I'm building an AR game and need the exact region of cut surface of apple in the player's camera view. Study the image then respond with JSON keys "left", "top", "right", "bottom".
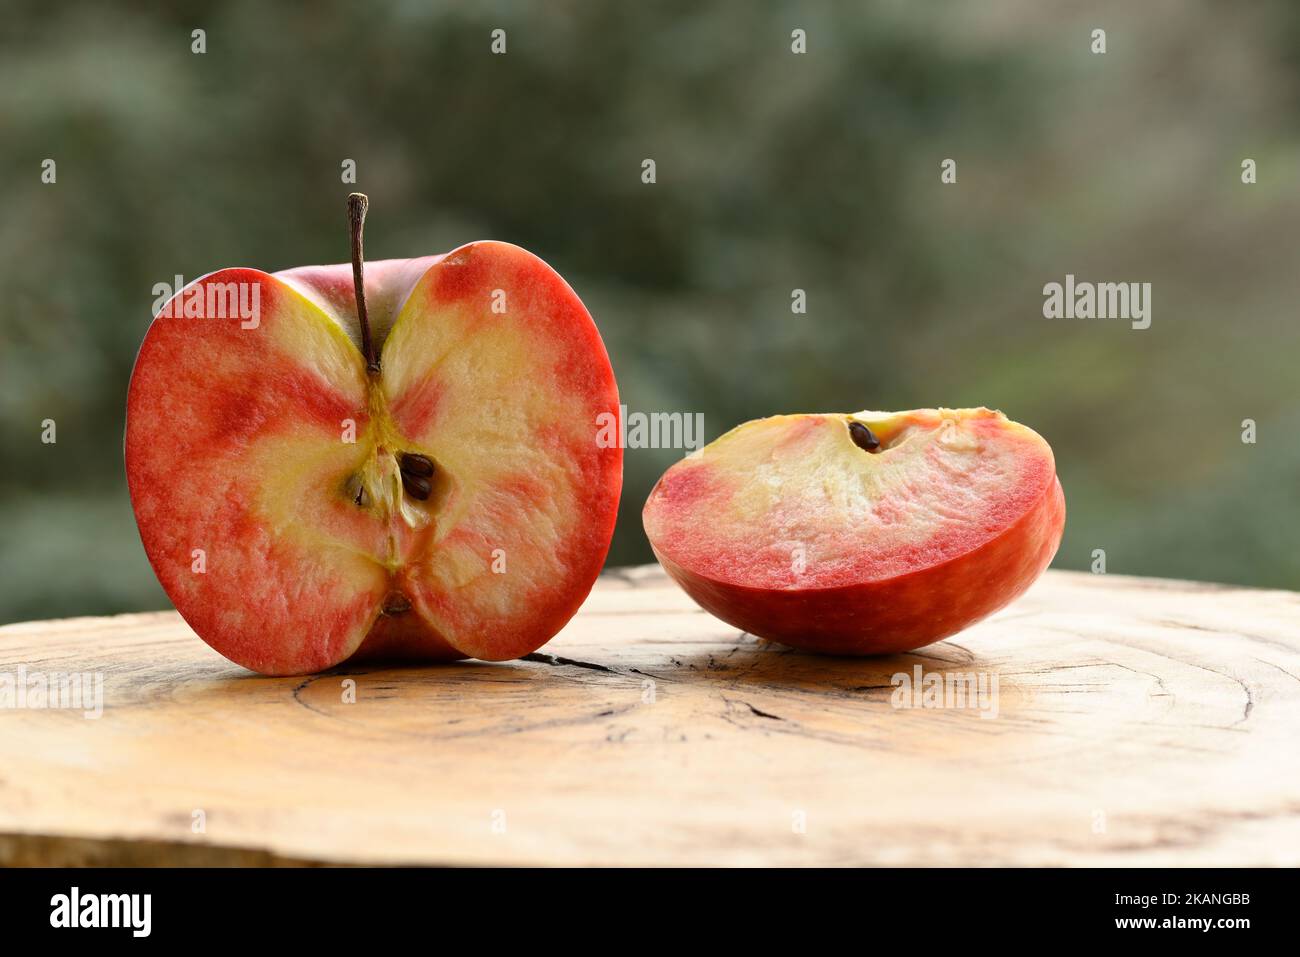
{"left": 127, "top": 217, "right": 621, "bottom": 675}
{"left": 642, "top": 408, "right": 1065, "bottom": 655}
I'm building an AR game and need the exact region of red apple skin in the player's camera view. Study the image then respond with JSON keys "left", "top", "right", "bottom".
{"left": 652, "top": 477, "right": 1064, "bottom": 655}
{"left": 126, "top": 242, "right": 621, "bottom": 675}
{"left": 643, "top": 409, "right": 1065, "bottom": 655}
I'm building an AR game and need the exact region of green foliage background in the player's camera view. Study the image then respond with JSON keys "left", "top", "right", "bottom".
{"left": 2, "top": 1, "right": 1298, "bottom": 623}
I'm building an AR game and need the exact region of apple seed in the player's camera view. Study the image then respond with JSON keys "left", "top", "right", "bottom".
{"left": 399, "top": 452, "right": 435, "bottom": 478}
{"left": 402, "top": 473, "right": 432, "bottom": 501}
{"left": 848, "top": 421, "right": 881, "bottom": 453}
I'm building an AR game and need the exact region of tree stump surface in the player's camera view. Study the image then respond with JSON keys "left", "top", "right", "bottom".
{"left": 1, "top": 565, "right": 1297, "bottom": 866}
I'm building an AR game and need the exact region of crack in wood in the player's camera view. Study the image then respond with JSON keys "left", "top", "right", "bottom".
{"left": 522, "top": 652, "right": 620, "bottom": 675}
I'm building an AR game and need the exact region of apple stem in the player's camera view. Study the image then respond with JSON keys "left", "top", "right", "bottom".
{"left": 348, "top": 192, "right": 380, "bottom": 375}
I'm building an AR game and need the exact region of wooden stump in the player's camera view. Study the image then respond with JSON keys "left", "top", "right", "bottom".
{"left": 1, "top": 565, "right": 1298, "bottom": 866}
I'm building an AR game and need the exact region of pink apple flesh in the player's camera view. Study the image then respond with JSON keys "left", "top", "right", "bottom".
{"left": 642, "top": 408, "right": 1065, "bottom": 655}
{"left": 126, "top": 242, "right": 621, "bottom": 675}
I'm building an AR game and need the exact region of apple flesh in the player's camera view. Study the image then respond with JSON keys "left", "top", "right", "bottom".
{"left": 127, "top": 226, "right": 621, "bottom": 675}
{"left": 642, "top": 408, "right": 1065, "bottom": 655}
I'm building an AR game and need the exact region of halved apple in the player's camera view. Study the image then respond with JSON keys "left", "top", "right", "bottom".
{"left": 126, "top": 196, "right": 621, "bottom": 675}
{"left": 642, "top": 408, "right": 1065, "bottom": 655}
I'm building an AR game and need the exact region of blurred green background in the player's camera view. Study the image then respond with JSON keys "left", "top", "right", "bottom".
{"left": 2, "top": 0, "right": 1298, "bottom": 624}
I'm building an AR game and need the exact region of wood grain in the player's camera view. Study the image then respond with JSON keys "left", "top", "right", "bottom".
{"left": 1, "top": 565, "right": 1298, "bottom": 866}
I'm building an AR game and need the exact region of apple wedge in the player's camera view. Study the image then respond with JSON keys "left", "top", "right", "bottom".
{"left": 642, "top": 408, "right": 1065, "bottom": 655}
{"left": 126, "top": 195, "right": 621, "bottom": 675}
